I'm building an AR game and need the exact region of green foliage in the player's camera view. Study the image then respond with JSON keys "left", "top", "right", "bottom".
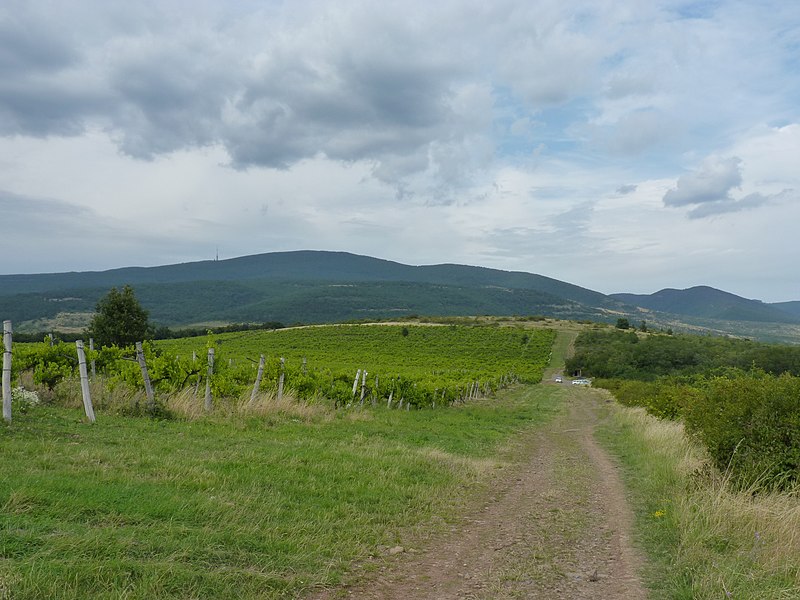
{"left": 616, "top": 318, "right": 630, "bottom": 329}
{"left": 566, "top": 329, "right": 800, "bottom": 380}
{"left": 158, "top": 324, "right": 555, "bottom": 407}
{"left": 14, "top": 341, "right": 77, "bottom": 389}
{"left": 571, "top": 329, "right": 800, "bottom": 490}
{"left": 596, "top": 377, "right": 698, "bottom": 420}
{"left": 683, "top": 372, "right": 800, "bottom": 489}
{"left": 13, "top": 324, "right": 554, "bottom": 414}
{"left": 86, "top": 285, "right": 151, "bottom": 347}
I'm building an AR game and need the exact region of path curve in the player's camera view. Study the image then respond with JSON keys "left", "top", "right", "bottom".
{"left": 313, "top": 385, "right": 647, "bottom": 599}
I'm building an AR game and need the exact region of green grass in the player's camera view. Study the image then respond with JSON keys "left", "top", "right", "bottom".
{"left": 596, "top": 402, "right": 800, "bottom": 599}
{"left": 1, "top": 385, "right": 560, "bottom": 599}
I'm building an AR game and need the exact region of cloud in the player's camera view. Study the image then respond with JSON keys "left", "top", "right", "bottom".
{"left": 0, "top": 188, "right": 195, "bottom": 273}
{"left": 662, "top": 155, "right": 795, "bottom": 219}
{"left": 616, "top": 184, "right": 638, "bottom": 195}
{"left": 0, "top": 189, "right": 94, "bottom": 234}
{"left": 663, "top": 156, "right": 743, "bottom": 207}
{"left": 686, "top": 189, "right": 793, "bottom": 219}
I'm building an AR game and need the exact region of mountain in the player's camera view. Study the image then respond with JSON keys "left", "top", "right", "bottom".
{"left": 0, "top": 250, "right": 615, "bottom": 307}
{"left": 0, "top": 251, "right": 628, "bottom": 330}
{"left": 2, "top": 252, "right": 798, "bottom": 344}
{"left": 611, "top": 286, "right": 800, "bottom": 324}
{"left": 772, "top": 301, "right": 800, "bottom": 320}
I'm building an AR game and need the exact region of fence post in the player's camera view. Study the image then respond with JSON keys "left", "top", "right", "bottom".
{"left": 352, "top": 369, "right": 361, "bottom": 400}
{"left": 204, "top": 348, "right": 214, "bottom": 411}
{"left": 251, "top": 354, "right": 265, "bottom": 402}
{"left": 136, "top": 342, "right": 155, "bottom": 412}
{"left": 277, "top": 357, "right": 285, "bottom": 402}
{"left": 359, "top": 370, "right": 367, "bottom": 407}
{"left": 3, "top": 321, "right": 12, "bottom": 423}
{"left": 75, "top": 340, "right": 96, "bottom": 423}
{"left": 89, "top": 338, "right": 96, "bottom": 378}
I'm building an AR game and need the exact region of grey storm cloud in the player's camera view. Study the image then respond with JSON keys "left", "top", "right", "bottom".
{"left": 0, "top": 1, "right": 485, "bottom": 179}
{"left": 686, "top": 189, "right": 793, "bottom": 219}
{"left": 0, "top": 190, "right": 94, "bottom": 233}
{"left": 0, "top": 0, "right": 620, "bottom": 189}
{"left": 663, "top": 157, "right": 743, "bottom": 207}
{"left": 664, "top": 157, "right": 793, "bottom": 219}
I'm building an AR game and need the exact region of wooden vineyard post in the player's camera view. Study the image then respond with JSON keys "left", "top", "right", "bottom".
{"left": 48, "top": 333, "right": 54, "bottom": 347}
{"left": 251, "top": 354, "right": 265, "bottom": 402}
{"left": 2, "top": 321, "right": 12, "bottom": 423}
{"left": 372, "top": 375, "right": 378, "bottom": 407}
{"left": 301, "top": 357, "right": 307, "bottom": 375}
{"left": 387, "top": 379, "right": 394, "bottom": 409}
{"left": 192, "top": 351, "right": 199, "bottom": 398}
{"left": 352, "top": 369, "right": 361, "bottom": 401}
{"left": 277, "top": 358, "right": 285, "bottom": 402}
{"left": 89, "top": 338, "right": 96, "bottom": 378}
{"left": 136, "top": 342, "right": 155, "bottom": 412}
{"left": 75, "top": 340, "right": 96, "bottom": 423}
{"left": 359, "top": 370, "right": 367, "bottom": 407}
{"left": 204, "top": 348, "right": 214, "bottom": 411}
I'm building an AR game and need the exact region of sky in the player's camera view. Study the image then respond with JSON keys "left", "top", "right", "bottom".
{"left": 1, "top": 0, "right": 798, "bottom": 302}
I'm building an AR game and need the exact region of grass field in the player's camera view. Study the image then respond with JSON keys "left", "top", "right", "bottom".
{"left": 1, "top": 385, "right": 560, "bottom": 599}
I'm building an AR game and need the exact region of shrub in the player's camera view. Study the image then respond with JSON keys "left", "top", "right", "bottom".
{"left": 683, "top": 372, "right": 800, "bottom": 490}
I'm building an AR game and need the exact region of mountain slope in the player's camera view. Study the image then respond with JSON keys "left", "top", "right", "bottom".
{"left": 611, "top": 286, "right": 800, "bottom": 324}
{"left": 0, "top": 251, "right": 630, "bottom": 330}
{"left": 772, "top": 301, "right": 800, "bottom": 320}
{"left": 0, "top": 251, "right": 621, "bottom": 310}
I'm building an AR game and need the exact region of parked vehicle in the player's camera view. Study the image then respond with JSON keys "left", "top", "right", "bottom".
{"left": 554, "top": 376, "right": 563, "bottom": 383}
{"left": 571, "top": 378, "right": 591, "bottom": 386}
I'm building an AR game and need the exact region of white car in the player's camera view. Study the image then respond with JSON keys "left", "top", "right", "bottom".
{"left": 571, "top": 378, "right": 591, "bottom": 386}
{"left": 554, "top": 376, "right": 563, "bottom": 383}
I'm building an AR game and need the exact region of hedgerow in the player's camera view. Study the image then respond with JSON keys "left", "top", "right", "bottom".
{"left": 570, "top": 330, "right": 800, "bottom": 490}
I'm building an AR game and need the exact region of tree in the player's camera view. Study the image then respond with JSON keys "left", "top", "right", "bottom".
{"left": 615, "top": 318, "right": 630, "bottom": 330}
{"left": 86, "top": 285, "right": 151, "bottom": 347}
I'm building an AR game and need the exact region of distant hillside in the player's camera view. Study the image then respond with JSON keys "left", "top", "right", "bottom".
{"left": 772, "top": 301, "right": 800, "bottom": 320}
{"left": 0, "top": 251, "right": 617, "bottom": 309}
{"left": 611, "top": 286, "right": 800, "bottom": 324}
{"left": 0, "top": 251, "right": 628, "bottom": 330}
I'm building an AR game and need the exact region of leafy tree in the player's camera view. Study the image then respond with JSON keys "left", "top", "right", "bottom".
{"left": 86, "top": 285, "right": 151, "bottom": 347}
{"left": 615, "top": 318, "right": 630, "bottom": 329}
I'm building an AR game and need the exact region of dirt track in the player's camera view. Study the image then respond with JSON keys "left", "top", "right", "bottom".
{"left": 314, "top": 384, "right": 647, "bottom": 599}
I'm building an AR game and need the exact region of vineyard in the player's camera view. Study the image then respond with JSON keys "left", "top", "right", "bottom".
{"left": 1, "top": 321, "right": 559, "bottom": 599}
{"left": 7, "top": 324, "right": 555, "bottom": 417}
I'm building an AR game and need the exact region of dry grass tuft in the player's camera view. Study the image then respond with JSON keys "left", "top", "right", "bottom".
{"left": 163, "top": 387, "right": 333, "bottom": 421}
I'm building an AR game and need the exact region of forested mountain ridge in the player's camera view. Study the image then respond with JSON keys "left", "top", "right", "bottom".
{"left": 611, "top": 286, "right": 800, "bottom": 324}
{"left": 1, "top": 251, "right": 798, "bottom": 343}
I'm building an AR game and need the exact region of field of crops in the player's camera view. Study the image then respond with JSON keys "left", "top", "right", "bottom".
{"left": 156, "top": 324, "right": 555, "bottom": 407}
{"left": 7, "top": 323, "right": 555, "bottom": 416}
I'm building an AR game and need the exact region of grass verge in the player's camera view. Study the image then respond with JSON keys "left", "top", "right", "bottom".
{"left": 1, "top": 385, "right": 559, "bottom": 599}
{"left": 596, "top": 398, "right": 800, "bottom": 599}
